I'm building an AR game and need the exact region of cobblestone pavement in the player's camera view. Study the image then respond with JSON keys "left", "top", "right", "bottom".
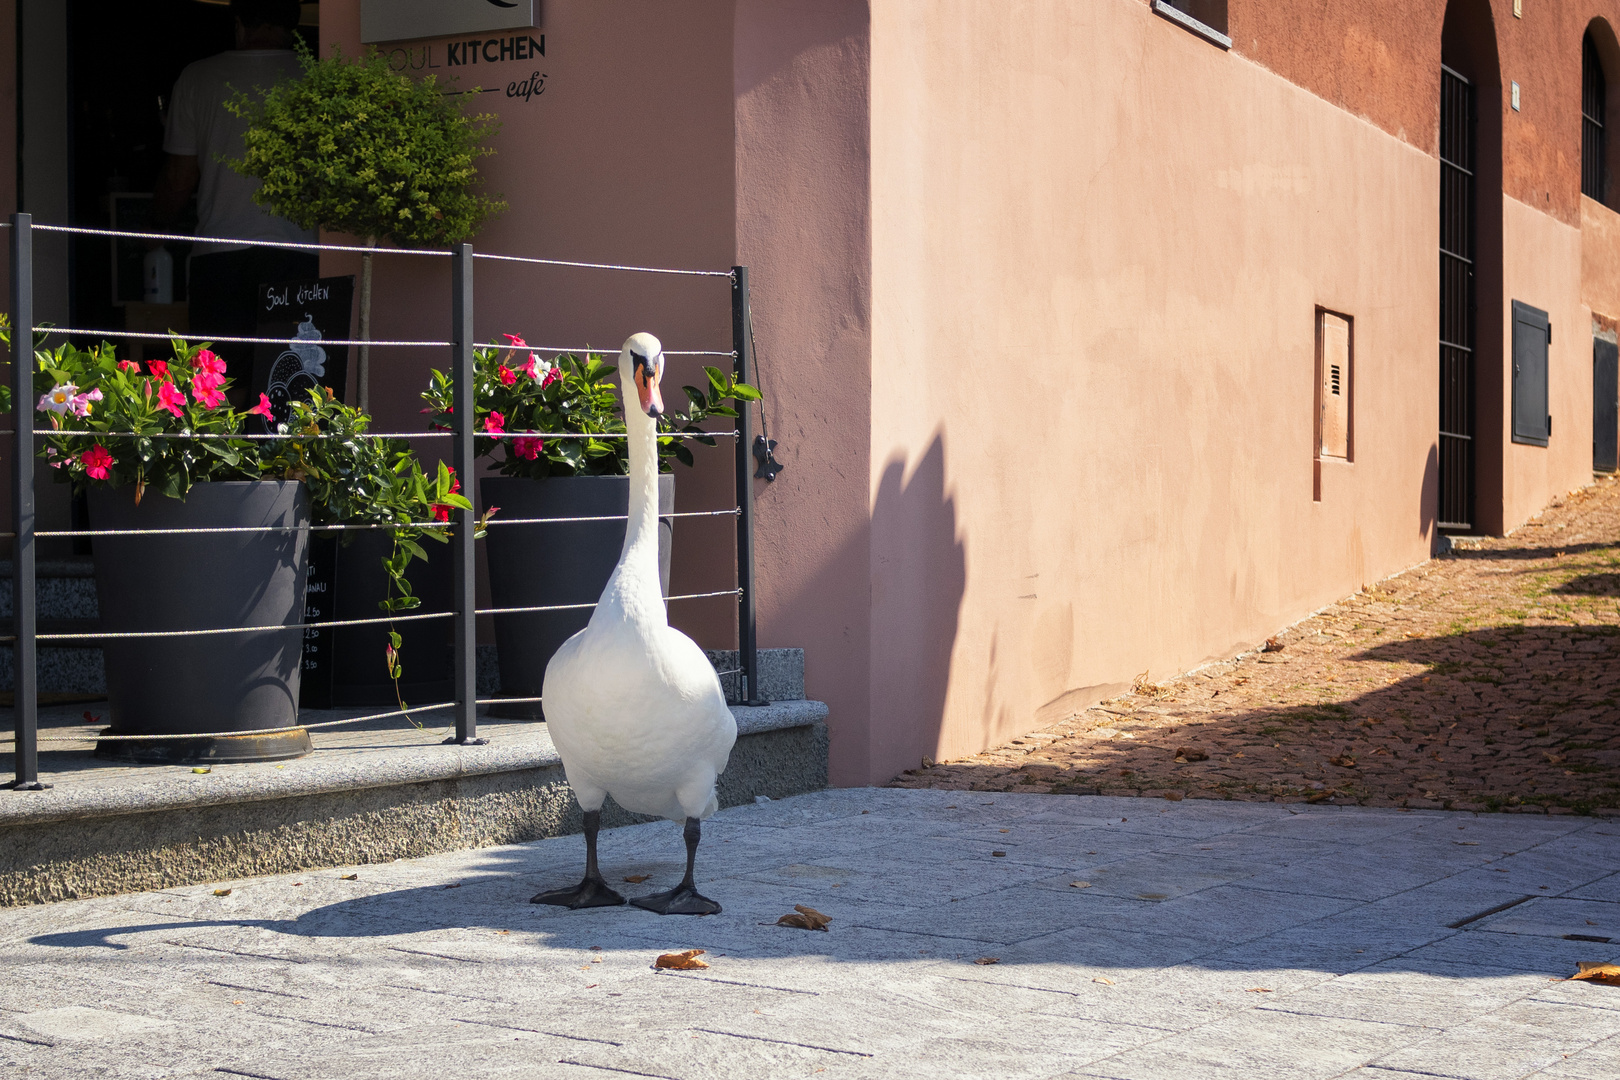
{"left": 895, "top": 477, "right": 1620, "bottom": 816}
{"left": 2, "top": 790, "right": 1618, "bottom": 1079}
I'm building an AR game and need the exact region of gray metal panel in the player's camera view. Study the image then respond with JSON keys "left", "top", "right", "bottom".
{"left": 1595, "top": 337, "right": 1618, "bottom": 471}
{"left": 1511, "top": 300, "right": 1550, "bottom": 447}
{"left": 361, "top": 0, "right": 537, "bottom": 44}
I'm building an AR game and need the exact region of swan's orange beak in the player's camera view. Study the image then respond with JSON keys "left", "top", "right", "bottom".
{"left": 634, "top": 359, "right": 664, "bottom": 419}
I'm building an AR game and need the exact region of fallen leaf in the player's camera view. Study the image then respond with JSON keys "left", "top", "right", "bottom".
{"left": 339, "top": 874, "right": 358, "bottom": 880}
{"left": 1092, "top": 976, "right": 1114, "bottom": 985}
{"left": 192, "top": 767, "right": 211, "bottom": 775}
{"left": 443, "top": 883, "right": 461, "bottom": 890}
{"left": 497, "top": 930, "right": 510, "bottom": 935}
{"left": 1175, "top": 746, "right": 1209, "bottom": 762}
{"left": 974, "top": 957, "right": 1000, "bottom": 965}
{"left": 1454, "top": 841, "right": 1479, "bottom": 846}
{"left": 992, "top": 851, "right": 1007, "bottom": 857}
{"left": 1247, "top": 987, "right": 1273, "bottom": 993}
{"left": 1070, "top": 881, "right": 1091, "bottom": 888}
{"left": 1261, "top": 637, "right": 1283, "bottom": 653}
{"left": 1569, "top": 962, "right": 1620, "bottom": 986}
{"left": 590, "top": 945, "right": 602, "bottom": 950}
{"left": 623, "top": 875, "right": 650, "bottom": 884}
{"left": 1306, "top": 791, "right": 1335, "bottom": 804}
{"left": 213, "top": 889, "right": 231, "bottom": 897}
{"left": 655, "top": 949, "right": 709, "bottom": 970}
{"left": 776, "top": 904, "right": 832, "bottom": 931}
{"left": 585, "top": 984, "right": 597, "bottom": 989}
{"left": 1163, "top": 791, "right": 1184, "bottom": 802}
{"left": 998, "top": 829, "right": 1011, "bottom": 834}
{"left": 1329, "top": 756, "right": 1357, "bottom": 768}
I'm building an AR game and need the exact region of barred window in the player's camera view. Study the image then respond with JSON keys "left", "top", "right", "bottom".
{"left": 1584, "top": 30, "right": 1607, "bottom": 202}
{"left": 1153, "top": 1, "right": 1229, "bottom": 50}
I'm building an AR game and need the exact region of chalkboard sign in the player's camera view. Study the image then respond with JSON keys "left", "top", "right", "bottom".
{"left": 250, "top": 276, "right": 355, "bottom": 430}
{"left": 299, "top": 535, "right": 339, "bottom": 709}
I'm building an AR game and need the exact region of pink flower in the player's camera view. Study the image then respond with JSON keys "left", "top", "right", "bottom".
{"left": 192, "top": 374, "right": 227, "bottom": 410}
{"left": 483, "top": 411, "right": 506, "bottom": 435}
{"left": 501, "top": 334, "right": 527, "bottom": 347}
{"left": 117, "top": 360, "right": 139, "bottom": 373}
{"left": 68, "top": 389, "right": 99, "bottom": 418}
{"left": 513, "top": 436, "right": 544, "bottom": 461}
{"left": 147, "top": 359, "right": 169, "bottom": 379}
{"left": 497, "top": 364, "right": 517, "bottom": 386}
{"left": 156, "top": 380, "right": 187, "bottom": 416}
{"left": 80, "top": 445, "right": 114, "bottom": 480}
{"left": 194, "top": 350, "right": 225, "bottom": 376}
{"left": 541, "top": 367, "right": 561, "bottom": 389}
{"left": 247, "top": 393, "right": 275, "bottom": 419}
{"left": 38, "top": 383, "right": 77, "bottom": 414}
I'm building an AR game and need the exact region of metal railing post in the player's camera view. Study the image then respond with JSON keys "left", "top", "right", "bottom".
{"left": 448, "top": 243, "right": 484, "bottom": 745}
{"left": 731, "top": 266, "right": 766, "bottom": 706}
{"left": 10, "top": 214, "right": 44, "bottom": 789}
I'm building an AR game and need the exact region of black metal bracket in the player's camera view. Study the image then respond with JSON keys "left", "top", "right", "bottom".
{"left": 752, "top": 434, "right": 783, "bottom": 481}
{"left": 442, "top": 735, "right": 489, "bottom": 746}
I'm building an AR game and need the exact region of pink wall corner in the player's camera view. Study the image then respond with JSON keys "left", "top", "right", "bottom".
{"left": 864, "top": 0, "right": 1440, "bottom": 785}
{"left": 735, "top": 0, "right": 875, "bottom": 785}
{"left": 1498, "top": 195, "right": 1591, "bottom": 532}
{"left": 321, "top": 0, "right": 741, "bottom": 648}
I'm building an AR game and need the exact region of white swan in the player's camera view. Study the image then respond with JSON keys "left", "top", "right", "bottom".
{"left": 531, "top": 332, "right": 738, "bottom": 915}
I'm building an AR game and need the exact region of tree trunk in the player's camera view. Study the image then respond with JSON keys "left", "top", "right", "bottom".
{"left": 357, "top": 237, "right": 377, "bottom": 413}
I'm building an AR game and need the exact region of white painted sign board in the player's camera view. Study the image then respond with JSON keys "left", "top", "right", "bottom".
{"left": 361, "top": 0, "right": 538, "bottom": 43}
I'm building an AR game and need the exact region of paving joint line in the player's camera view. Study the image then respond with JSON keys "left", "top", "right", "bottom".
{"left": 690, "top": 1027, "right": 874, "bottom": 1057}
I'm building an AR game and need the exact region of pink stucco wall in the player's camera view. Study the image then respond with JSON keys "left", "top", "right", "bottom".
{"left": 321, "top": 0, "right": 741, "bottom": 647}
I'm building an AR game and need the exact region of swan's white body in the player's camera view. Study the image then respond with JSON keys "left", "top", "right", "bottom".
{"left": 542, "top": 334, "right": 737, "bottom": 824}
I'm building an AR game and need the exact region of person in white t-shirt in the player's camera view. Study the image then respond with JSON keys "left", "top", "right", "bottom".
{"left": 152, "top": 0, "right": 317, "bottom": 405}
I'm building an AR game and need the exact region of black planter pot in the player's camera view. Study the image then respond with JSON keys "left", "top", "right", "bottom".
{"left": 88, "top": 480, "right": 311, "bottom": 763}
{"left": 328, "top": 530, "right": 453, "bottom": 706}
{"left": 482, "top": 474, "right": 673, "bottom": 720}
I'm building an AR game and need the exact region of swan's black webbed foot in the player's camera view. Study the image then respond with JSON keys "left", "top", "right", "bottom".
{"left": 631, "top": 883, "right": 721, "bottom": 916}
{"left": 530, "top": 808, "right": 625, "bottom": 908}
{"left": 530, "top": 877, "right": 626, "bottom": 908}
{"left": 629, "top": 816, "right": 721, "bottom": 915}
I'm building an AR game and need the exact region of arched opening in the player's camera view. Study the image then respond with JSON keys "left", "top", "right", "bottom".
{"left": 1437, "top": 0, "right": 1503, "bottom": 534}
{"left": 1583, "top": 19, "right": 1620, "bottom": 210}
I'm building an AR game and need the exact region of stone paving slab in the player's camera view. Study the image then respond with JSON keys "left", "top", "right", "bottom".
{"left": 0, "top": 788, "right": 1617, "bottom": 1079}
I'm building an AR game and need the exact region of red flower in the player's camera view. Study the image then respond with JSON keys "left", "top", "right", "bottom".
{"left": 246, "top": 393, "right": 275, "bottom": 419}
{"left": 192, "top": 373, "right": 227, "bottom": 409}
{"left": 484, "top": 411, "right": 506, "bottom": 435}
{"left": 446, "top": 467, "right": 461, "bottom": 495}
{"left": 497, "top": 364, "right": 517, "bottom": 386}
{"left": 501, "top": 334, "right": 527, "bottom": 347}
{"left": 513, "top": 436, "right": 544, "bottom": 460}
{"left": 156, "top": 380, "right": 186, "bottom": 416}
{"left": 81, "top": 445, "right": 114, "bottom": 480}
{"left": 195, "top": 350, "right": 225, "bottom": 376}
{"left": 541, "top": 367, "right": 561, "bottom": 389}
{"left": 147, "top": 359, "right": 169, "bottom": 379}
{"left": 430, "top": 503, "right": 451, "bottom": 523}
{"left": 117, "top": 360, "right": 139, "bottom": 373}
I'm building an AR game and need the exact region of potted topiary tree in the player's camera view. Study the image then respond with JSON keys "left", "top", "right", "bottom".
{"left": 421, "top": 337, "right": 759, "bottom": 718}
{"left": 225, "top": 42, "right": 505, "bottom": 412}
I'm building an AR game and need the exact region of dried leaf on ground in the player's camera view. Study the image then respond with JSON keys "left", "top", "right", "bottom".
{"left": 212, "top": 889, "right": 231, "bottom": 897}
{"left": 974, "top": 957, "right": 1000, "bottom": 965}
{"left": 623, "top": 875, "right": 650, "bottom": 884}
{"left": 1247, "top": 987, "right": 1273, "bottom": 993}
{"left": 776, "top": 904, "right": 832, "bottom": 931}
{"left": 655, "top": 949, "right": 709, "bottom": 970}
{"left": 1569, "top": 962, "right": 1620, "bottom": 986}
{"left": 1329, "top": 756, "right": 1356, "bottom": 768}
{"left": 339, "top": 873, "right": 358, "bottom": 880}
{"left": 1261, "top": 637, "right": 1284, "bottom": 652}
{"left": 1069, "top": 881, "right": 1091, "bottom": 889}
{"left": 1092, "top": 976, "right": 1114, "bottom": 985}
{"left": 1175, "top": 747, "right": 1209, "bottom": 762}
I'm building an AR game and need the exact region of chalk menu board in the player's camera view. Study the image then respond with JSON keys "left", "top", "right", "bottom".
{"left": 250, "top": 276, "right": 355, "bottom": 431}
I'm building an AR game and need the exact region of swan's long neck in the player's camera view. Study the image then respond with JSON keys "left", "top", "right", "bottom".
{"left": 596, "top": 377, "right": 664, "bottom": 629}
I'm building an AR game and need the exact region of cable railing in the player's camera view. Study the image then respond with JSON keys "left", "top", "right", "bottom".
{"left": 4, "top": 215, "right": 767, "bottom": 790}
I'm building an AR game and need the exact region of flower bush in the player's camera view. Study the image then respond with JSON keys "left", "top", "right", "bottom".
{"left": 31, "top": 335, "right": 477, "bottom": 696}
{"left": 419, "top": 335, "right": 761, "bottom": 478}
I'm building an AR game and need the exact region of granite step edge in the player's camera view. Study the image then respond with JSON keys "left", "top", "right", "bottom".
{"left": 0, "top": 700, "right": 828, "bottom": 829}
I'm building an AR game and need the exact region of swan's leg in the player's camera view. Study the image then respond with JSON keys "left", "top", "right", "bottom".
{"left": 530, "top": 809, "right": 626, "bottom": 908}
{"left": 629, "top": 817, "right": 721, "bottom": 916}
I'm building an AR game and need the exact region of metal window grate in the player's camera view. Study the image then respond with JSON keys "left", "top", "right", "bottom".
{"left": 1439, "top": 66, "right": 1476, "bottom": 532}
{"left": 1585, "top": 33, "right": 1608, "bottom": 202}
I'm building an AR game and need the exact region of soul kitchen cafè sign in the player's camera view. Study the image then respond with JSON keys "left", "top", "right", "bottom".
{"left": 362, "top": 0, "right": 537, "bottom": 43}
